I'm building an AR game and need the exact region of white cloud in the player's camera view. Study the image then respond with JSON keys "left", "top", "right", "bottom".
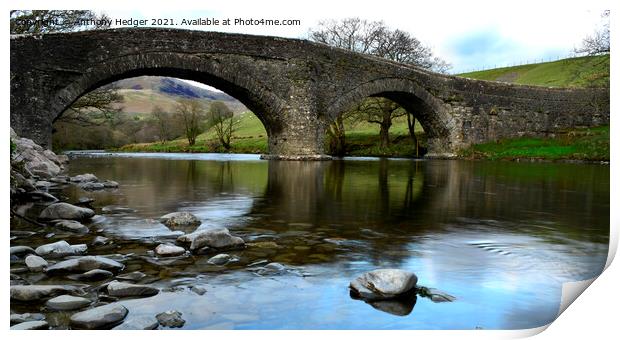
{"left": 98, "top": 0, "right": 609, "bottom": 74}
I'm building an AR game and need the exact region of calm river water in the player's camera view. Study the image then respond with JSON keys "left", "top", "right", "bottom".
{"left": 10, "top": 153, "right": 609, "bottom": 329}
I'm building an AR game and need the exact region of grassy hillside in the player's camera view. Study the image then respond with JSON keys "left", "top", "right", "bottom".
{"left": 458, "top": 55, "right": 609, "bottom": 88}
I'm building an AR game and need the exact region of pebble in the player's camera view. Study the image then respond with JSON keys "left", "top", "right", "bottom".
{"left": 156, "top": 310, "right": 185, "bottom": 328}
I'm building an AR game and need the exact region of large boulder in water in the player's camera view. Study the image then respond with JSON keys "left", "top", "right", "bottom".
{"left": 70, "top": 303, "right": 128, "bottom": 329}
{"left": 349, "top": 269, "right": 418, "bottom": 300}
{"left": 39, "top": 202, "right": 95, "bottom": 221}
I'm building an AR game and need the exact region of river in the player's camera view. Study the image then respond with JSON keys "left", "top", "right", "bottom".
{"left": 10, "top": 153, "right": 609, "bottom": 329}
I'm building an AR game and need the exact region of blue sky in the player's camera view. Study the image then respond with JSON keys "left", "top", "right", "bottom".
{"left": 99, "top": 1, "right": 609, "bottom": 74}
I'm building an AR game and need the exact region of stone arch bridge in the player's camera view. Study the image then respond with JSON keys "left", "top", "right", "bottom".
{"left": 10, "top": 28, "right": 609, "bottom": 159}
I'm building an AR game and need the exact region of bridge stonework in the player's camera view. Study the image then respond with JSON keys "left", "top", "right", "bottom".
{"left": 10, "top": 28, "right": 609, "bottom": 158}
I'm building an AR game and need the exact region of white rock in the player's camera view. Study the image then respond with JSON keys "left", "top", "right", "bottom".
{"left": 25, "top": 255, "right": 48, "bottom": 272}
{"left": 349, "top": 269, "right": 418, "bottom": 300}
{"left": 35, "top": 240, "right": 87, "bottom": 258}
{"left": 45, "top": 295, "right": 91, "bottom": 311}
{"left": 70, "top": 303, "right": 128, "bottom": 329}
{"left": 155, "top": 243, "right": 186, "bottom": 257}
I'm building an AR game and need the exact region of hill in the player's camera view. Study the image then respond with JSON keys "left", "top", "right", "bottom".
{"left": 458, "top": 55, "right": 609, "bottom": 88}
{"left": 109, "top": 76, "right": 247, "bottom": 115}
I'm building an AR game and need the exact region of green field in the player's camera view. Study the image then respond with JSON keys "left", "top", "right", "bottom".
{"left": 117, "top": 112, "right": 425, "bottom": 157}
{"left": 459, "top": 125, "right": 609, "bottom": 161}
{"left": 119, "top": 55, "right": 609, "bottom": 159}
{"left": 459, "top": 55, "right": 609, "bottom": 88}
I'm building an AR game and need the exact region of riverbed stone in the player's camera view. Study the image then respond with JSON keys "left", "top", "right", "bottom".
{"left": 101, "top": 205, "right": 135, "bottom": 214}
{"left": 106, "top": 281, "right": 159, "bottom": 297}
{"left": 156, "top": 310, "right": 185, "bottom": 328}
{"left": 54, "top": 219, "right": 89, "bottom": 233}
{"left": 116, "top": 271, "right": 146, "bottom": 282}
{"left": 102, "top": 180, "right": 119, "bottom": 188}
{"left": 79, "top": 182, "right": 105, "bottom": 191}
{"left": 179, "top": 228, "right": 245, "bottom": 251}
{"left": 68, "top": 269, "right": 114, "bottom": 281}
{"left": 45, "top": 256, "right": 124, "bottom": 275}
{"left": 160, "top": 212, "right": 201, "bottom": 227}
{"left": 10, "top": 320, "right": 49, "bottom": 330}
{"left": 10, "top": 284, "right": 81, "bottom": 301}
{"left": 26, "top": 191, "right": 59, "bottom": 202}
{"left": 92, "top": 236, "right": 110, "bottom": 246}
{"left": 45, "top": 295, "right": 92, "bottom": 311}
{"left": 349, "top": 269, "right": 418, "bottom": 300}
{"left": 25, "top": 255, "right": 48, "bottom": 272}
{"left": 70, "top": 303, "right": 128, "bottom": 329}
{"left": 10, "top": 312, "right": 45, "bottom": 325}
{"left": 69, "top": 173, "right": 99, "bottom": 183}
{"left": 39, "top": 202, "right": 95, "bottom": 221}
{"left": 10, "top": 245, "right": 35, "bottom": 257}
{"left": 206, "top": 253, "right": 238, "bottom": 265}
{"left": 417, "top": 286, "right": 457, "bottom": 302}
{"left": 155, "top": 243, "right": 186, "bottom": 257}
{"left": 35, "top": 240, "right": 88, "bottom": 258}
{"left": 190, "top": 286, "right": 207, "bottom": 295}
{"left": 112, "top": 315, "right": 159, "bottom": 330}
{"left": 34, "top": 180, "right": 55, "bottom": 189}
{"left": 50, "top": 176, "right": 69, "bottom": 184}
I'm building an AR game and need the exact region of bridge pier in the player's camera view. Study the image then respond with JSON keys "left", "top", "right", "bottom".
{"left": 260, "top": 88, "right": 332, "bottom": 161}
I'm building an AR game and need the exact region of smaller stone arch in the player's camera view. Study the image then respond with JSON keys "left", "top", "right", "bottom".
{"left": 325, "top": 78, "right": 452, "bottom": 141}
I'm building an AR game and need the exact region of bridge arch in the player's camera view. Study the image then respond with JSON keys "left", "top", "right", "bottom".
{"left": 325, "top": 78, "right": 452, "bottom": 141}
{"left": 51, "top": 52, "right": 287, "bottom": 136}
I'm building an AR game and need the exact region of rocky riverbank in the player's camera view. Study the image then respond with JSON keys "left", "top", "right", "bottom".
{"left": 10, "top": 130, "right": 455, "bottom": 329}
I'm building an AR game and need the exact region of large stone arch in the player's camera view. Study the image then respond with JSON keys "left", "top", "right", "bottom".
{"left": 50, "top": 52, "right": 287, "bottom": 139}
{"left": 325, "top": 78, "right": 455, "bottom": 153}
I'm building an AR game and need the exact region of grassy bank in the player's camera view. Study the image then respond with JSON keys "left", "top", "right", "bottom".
{"left": 459, "top": 55, "right": 609, "bottom": 88}
{"left": 459, "top": 125, "right": 609, "bottom": 161}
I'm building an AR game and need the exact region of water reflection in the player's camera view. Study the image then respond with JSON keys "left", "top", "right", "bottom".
{"left": 10, "top": 153, "right": 609, "bottom": 329}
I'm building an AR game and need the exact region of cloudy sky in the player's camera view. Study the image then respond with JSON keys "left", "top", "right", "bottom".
{"left": 97, "top": 0, "right": 610, "bottom": 74}
{"left": 100, "top": 0, "right": 609, "bottom": 73}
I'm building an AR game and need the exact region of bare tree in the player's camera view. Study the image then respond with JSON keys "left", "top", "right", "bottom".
{"left": 175, "top": 99, "right": 207, "bottom": 146}
{"left": 349, "top": 98, "right": 406, "bottom": 148}
{"left": 152, "top": 105, "right": 172, "bottom": 142}
{"left": 574, "top": 10, "right": 610, "bottom": 56}
{"left": 57, "top": 86, "right": 123, "bottom": 127}
{"left": 208, "top": 101, "right": 238, "bottom": 150}
{"left": 309, "top": 18, "right": 449, "bottom": 155}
